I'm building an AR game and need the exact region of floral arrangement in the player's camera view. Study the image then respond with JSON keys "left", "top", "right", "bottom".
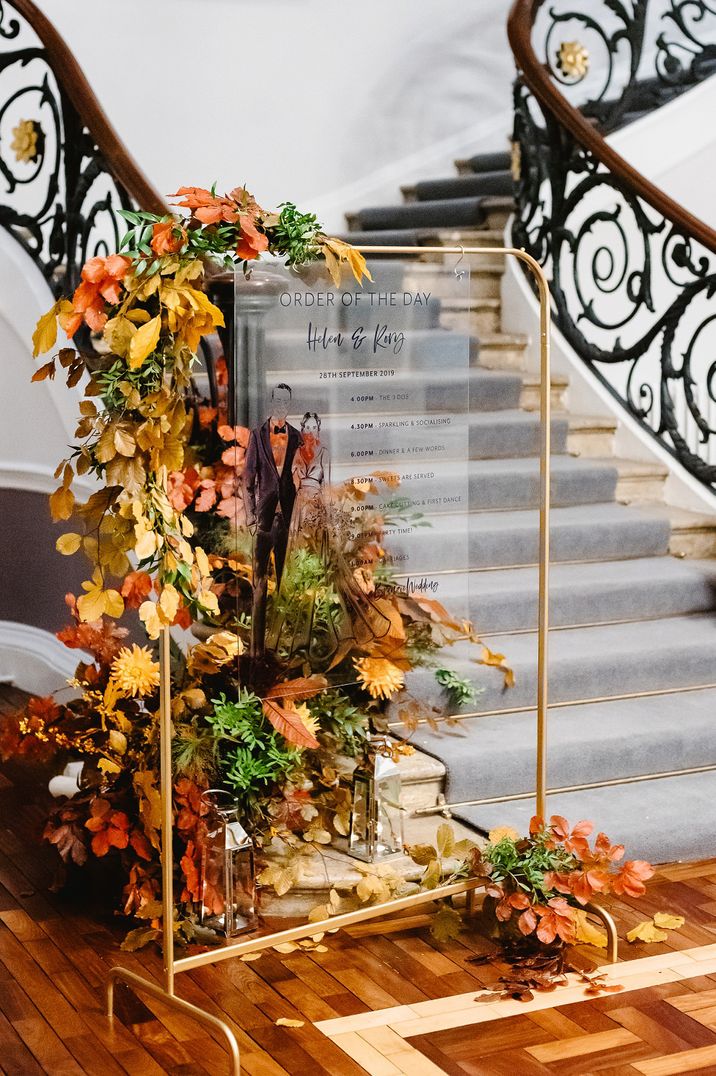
{"left": 2, "top": 182, "right": 511, "bottom": 944}
{"left": 478, "top": 815, "right": 654, "bottom": 948}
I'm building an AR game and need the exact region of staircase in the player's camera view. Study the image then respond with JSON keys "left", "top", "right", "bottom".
{"left": 338, "top": 144, "right": 716, "bottom": 866}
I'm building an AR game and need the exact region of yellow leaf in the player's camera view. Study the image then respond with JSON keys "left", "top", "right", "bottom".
{"left": 274, "top": 1018, "right": 304, "bottom": 1028}
{"left": 114, "top": 424, "right": 137, "bottom": 458}
{"left": 108, "top": 730, "right": 127, "bottom": 755}
{"left": 49, "top": 485, "right": 75, "bottom": 521}
{"left": 126, "top": 308, "right": 152, "bottom": 324}
{"left": 431, "top": 904, "right": 462, "bottom": 943}
{"left": 134, "top": 770, "right": 162, "bottom": 850}
{"left": 56, "top": 532, "right": 82, "bottom": 555}
{"left": 436, "top": 823, "right": 455, "bottom": 859}
{"left": 626, "top": 920, "right": 669, "bottom": 944}
{"left": 103, "top": 315, "right": 136, "bottom": 358}
{"left": 98, "top": 758, "right": 122, "bottom": 775}
{"left": 139, "top": 600, "right": 162, "bottom": 640}
{"left": 653, "top": 912, "right": 685, "bottom": 930}
{"left": 103, "top": 589, "right": 124, "bottom": 619}
{"left": 106, "top": 455, "right": 146, "bottom": 495}
{"left": 32, "top": 299, "right": 62, "bottom": 357}
{"left": 128, "top": 315, "right": 161, "bottom": 370}
{"left": 322, "top": 244, "right": 341, "bottom": 288}
{"left": 134, "top": 525, "right": 158, "bottom": 561}
{"left": 239, "top": 952, "right": 262, "bottom": 962}
{"left": 273, "top": 942, "right": 299, "bottom": 954}
{"left": 76, "top": 583, "right": 107, "bottom": 623}
{"left": 158, "top": 584, "right": 180, "bottom": 623}
{"left": 195, "top": 546, "right": 210, "bottom": 578}
{"left": 574, "top": 909, "right": 608, "bottom": 948}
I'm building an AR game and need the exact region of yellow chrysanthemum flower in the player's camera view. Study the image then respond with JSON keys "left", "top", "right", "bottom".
{"left": 354, "top": 657, "right": 405, "bottom": 700}
{"left": 488, "top": 825, "right": 521, "bottom": 844}
{"left": 293, "top": 702, "right": 320, "bottom": 738}
{"left": 110, "top": 644, "right": 160, "bottom": 697}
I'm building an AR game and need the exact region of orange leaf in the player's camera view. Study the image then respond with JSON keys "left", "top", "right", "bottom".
{"left": 262, "top": 698, "right": 319, "bottom": 749}
{"left": 263, "top": 675, "right": 328, "bottom": 703}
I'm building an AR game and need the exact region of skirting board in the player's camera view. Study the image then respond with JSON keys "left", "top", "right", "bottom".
{"left": 0, "top": 620, "right": 82, "bottom": 694}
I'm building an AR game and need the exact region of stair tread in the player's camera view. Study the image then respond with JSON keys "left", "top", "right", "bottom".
{"left": 455, "top": 770, "right": 716, "bottom": 863}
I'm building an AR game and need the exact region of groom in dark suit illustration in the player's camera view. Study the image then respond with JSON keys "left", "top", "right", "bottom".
{"left": 244, "top": 382, "right": 301, "bottom": 659}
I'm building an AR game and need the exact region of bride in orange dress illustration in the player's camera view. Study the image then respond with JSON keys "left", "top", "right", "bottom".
{"left": 265, "top": 412, "right": 390, "bottom": 670}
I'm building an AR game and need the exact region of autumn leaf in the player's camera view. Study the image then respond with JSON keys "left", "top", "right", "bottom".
{"left": 262, "top": 698, "right": 319, "bottom": 749}
{"left": 626, "top": 919, "right": 669, "bottom": 944}
{"left": 258, "top": 861, "right": 298, "bottom": 897}
{"left": 431, "top": 904, "right": 462, "bottom": 943}
{"left": 653, "top": 912, "right": 685, "bottom": 930}
{"left": 406, "top": 843, "right": 438, "bottom": 867}
{"left": 134, "top": 770, "right": 162, "bottom": 850}
{"left": 274, "top": 1018, "right": 304, "bottom": 1028}
{"left": 436, "top": 822, "right": 455, "bottom": 859}
{"left": 121, "top": 926, "right": 160, "bottom": 952}
{"left": 56, "top": 532, "right": 82, "bottom": 555}
{"left": 31, "top": 359, "right": 57, "bottom": 382}
{"left": 50, "top": 485, "right": 75, "bottom": 521}
{"left": 574, "top": 909, "right": 608, "bottom": 948}
{"left": 128, "top": 314, "right": 161, "bottom": 369}
{"left": 77, "top": 576, "right": 124, "bottom": 622}
{"left": 32, "top": 298, "right": 70, "bottom": 357}
{"left": 263, "top": 675, "right": 328, "bottom": 703}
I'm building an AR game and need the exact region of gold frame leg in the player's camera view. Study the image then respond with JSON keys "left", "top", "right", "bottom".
{"left": 583, "top": 901, "right": 619, "bottom": 964}
{"left": 106, "top": 966, "right": 241, "bottom": 1076}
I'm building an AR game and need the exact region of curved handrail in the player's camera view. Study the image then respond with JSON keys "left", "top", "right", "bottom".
{"left": 507, "top": 0, "right": 716, "bottom": 255}
{"left": 11, "top": 0, "right": 164, "bottom": 213}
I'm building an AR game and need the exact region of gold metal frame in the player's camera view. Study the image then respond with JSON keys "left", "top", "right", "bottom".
{"left": 105, "top": 245, "right": 615, "bottom": 1073}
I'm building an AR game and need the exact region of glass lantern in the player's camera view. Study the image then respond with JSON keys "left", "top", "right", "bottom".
{"left": 348, "top": 752, "right": 404, "bottom": 862}
{"left": 199, "top": 790, "right": 257, "bottom": 936}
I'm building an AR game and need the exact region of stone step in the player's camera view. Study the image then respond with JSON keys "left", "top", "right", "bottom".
{"left": 401, "top": 170, "right": 513, "bottom": 203}
{"left": 346, "top": 196, "right": 497, "bottom": 233}
{"left": 613, "top": 457, "right": 669, "bottom": 504}
{"left": 402, "top": 259, "right": 504, "bottom": 299}
{"left": 567, "top": 413, "right": 618, "bottom": 457}
{"left": 454, "top": 149, "right": 512, "bottom": 176}
{"left": 666, "top": 505, "right": 716, "bottom": 559}
{"left": 473, "top": 330, "right": 530, "bottom": 370}
{"left": 439, "top": 296, "right": 501, "bottom": 334}
{"left": 404, "top": 611, "right": 716, "bottom": 719}
{"left": 380, "top": 502, "right": 671, "bottom": 576}
{"left": 428, "top": 556, "right": 716, "bottom": 635}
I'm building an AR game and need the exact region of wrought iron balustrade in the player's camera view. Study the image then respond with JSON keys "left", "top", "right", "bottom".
{"left": 0, "top": 0, "right": 163, "bottom": 299}
{"left": 510, "top": 0, "right": 716, "bottom": 490}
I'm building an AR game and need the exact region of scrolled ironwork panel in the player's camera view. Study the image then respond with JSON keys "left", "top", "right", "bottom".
{"left": 0, "top": 4, "right": 136, "bottom": 297}
{"left": 513, "top": 0, "right": 716, "bottom": 490}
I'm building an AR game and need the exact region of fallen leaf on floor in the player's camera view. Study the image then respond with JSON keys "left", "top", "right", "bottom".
{"left": 576, "top": 969, "right": 625, "bottom": 997}
{"left": 626, "top": 920, "right": 669, "bottom": 944}
{"left": 653, "top": 912, "right": 686, "bottom": 930}
{"left": 273, "top": 942, "right": 300, "bottom": 954}
{"left": 275, "top": 1017, "right": 304, "bottom": 1027}
{"left": 239, "top": 952, "right": 262, "bottom": 962}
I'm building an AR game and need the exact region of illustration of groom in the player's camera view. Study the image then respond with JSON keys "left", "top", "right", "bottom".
{"left": 243, "top": 382, "right": 301, "bottom": 659}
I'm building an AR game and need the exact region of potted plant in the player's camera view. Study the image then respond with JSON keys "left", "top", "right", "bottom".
{"left": 477, "top": 815, "right": 654, "bottom": 958}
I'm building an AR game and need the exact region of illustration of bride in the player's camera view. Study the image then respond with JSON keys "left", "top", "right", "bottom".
{"left": 265, "top": 411, "right": 391, "bottom": 669}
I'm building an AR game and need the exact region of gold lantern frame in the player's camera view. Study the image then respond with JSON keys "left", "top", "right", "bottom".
{"left": 105, "top": 244, "right": 618, "bottom": 1074}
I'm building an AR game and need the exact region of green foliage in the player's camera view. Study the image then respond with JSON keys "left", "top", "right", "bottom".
{"left": 484, "top": 826, "right": 577, "bottom": 904}
{"left": 307, "top": 690, "right": 369, "bottom": 757}
{"left": 435, "top": 668, "right": 479, "bottom": 708}
{"left": 271, "top": 202, "right": 323, "bottom": 267}
{"left": 96, "top": 356, "right": 164, "bottom": 412}
{"left": 207, "top": 693, "right": 302, "bottom": 817}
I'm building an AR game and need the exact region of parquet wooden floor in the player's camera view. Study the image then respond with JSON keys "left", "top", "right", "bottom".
{"left": 1, "top": 685, "right": 716, "bottom": 1074}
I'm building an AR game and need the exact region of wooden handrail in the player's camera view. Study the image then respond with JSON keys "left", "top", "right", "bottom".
{"left": 507, "top": 0, "right": 716, "bottom": 255}
{"left": 14, "top": 0, "right": 165, "bottom": 215}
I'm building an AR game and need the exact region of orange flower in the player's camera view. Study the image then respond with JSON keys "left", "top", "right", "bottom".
{"left": 169, "top": 185, "right": 238, "bottom": 225}
{"left": 150, "top": 219, "right": 187, "bottom": 256}
{"left": 235, "top": 214, "right": 268, "bottom": 261}
{"left": 60, "top": 253, "right": 132, "bottom": 335}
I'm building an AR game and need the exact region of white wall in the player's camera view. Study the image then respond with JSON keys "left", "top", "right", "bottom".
{"left": 35, "top": 0, "right": 516, "bottom": 231}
